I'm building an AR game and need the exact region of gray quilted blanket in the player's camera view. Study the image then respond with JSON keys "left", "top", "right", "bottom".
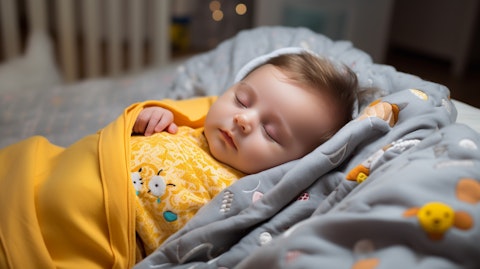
{"left": 135, "top": 27, "right": 480, "bottom": 269}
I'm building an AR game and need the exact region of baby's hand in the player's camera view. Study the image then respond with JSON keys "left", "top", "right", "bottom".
{"left": 359, "top": 101, "right": 398, "bottom": 127}
{"left": 133, "top": 107, "right": 178, "bottom": 136}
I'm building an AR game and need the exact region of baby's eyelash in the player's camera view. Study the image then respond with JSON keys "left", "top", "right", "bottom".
{"left": 235, "top": 95, "right": 247, "bottom": 108}
{"left": 263, "top": 125, "right": 279, "bottom": 144}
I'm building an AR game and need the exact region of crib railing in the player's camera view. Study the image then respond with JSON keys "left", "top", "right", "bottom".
{"left": 0, "top": 0, "right": 171, "bottom": 82}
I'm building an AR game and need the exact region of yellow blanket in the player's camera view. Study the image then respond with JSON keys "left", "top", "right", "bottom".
{"left": 131, "top": 126, "right": 243, "bottom": 256}
{"left": 0, "top": 97, "right": 217, "bottom": 268}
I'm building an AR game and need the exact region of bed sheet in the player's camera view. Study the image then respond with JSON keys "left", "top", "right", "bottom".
{"left": 0, "top": 61, "right": 182, "bottom": 149}
{"left": 453, "top": 100, "right": 480, "bottom": 133}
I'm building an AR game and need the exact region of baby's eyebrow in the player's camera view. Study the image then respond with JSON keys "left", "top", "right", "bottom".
{"left": 237, "top": 82, "right": 257, "bottom": 103}
{"left": 239, "top": 81, "right": 254, "bottom": 93}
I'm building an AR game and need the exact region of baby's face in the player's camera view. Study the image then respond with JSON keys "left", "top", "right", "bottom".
{"left": 204, "top": 64, "right": 339, "bottom": 174}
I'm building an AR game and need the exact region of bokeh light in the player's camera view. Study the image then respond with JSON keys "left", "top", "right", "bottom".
{"left": 212, "top": 9, "right": 224, "bottom": 21}
{"left": 235, "top": 3, "right": 247, "bottom": 15}
{"left": 209, "top": 1, "right": 221, "bottom": 12}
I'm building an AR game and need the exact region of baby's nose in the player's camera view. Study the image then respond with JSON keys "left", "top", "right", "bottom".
{"left": 234, "top": 113, "right": 255, "bottom": 133}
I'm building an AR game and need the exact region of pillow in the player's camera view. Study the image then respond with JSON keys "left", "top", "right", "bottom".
{"left": 452, "top": 100, "right": 480, "bottom": 133}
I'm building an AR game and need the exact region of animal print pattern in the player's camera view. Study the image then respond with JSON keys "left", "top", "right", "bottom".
{"left": 130, "top": 126, "right": 243, "bottom": 255}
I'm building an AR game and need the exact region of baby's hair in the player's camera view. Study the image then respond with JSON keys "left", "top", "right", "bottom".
{"left": 262, "top": 52, "right": 359, "bottom": 143}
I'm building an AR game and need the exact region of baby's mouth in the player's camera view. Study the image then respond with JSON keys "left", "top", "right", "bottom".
{"left": 220, "top": 129, "right": 237, "bottom": 150}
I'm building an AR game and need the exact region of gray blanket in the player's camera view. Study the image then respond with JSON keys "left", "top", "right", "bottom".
{"left": 136, "top": 27, "right": 480, "bottom": 269}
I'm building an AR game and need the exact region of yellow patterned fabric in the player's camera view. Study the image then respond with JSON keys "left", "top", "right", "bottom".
{"left": 130, "top": 119, "right": 244, "bottom": 256}
{"left": 0, "top": 97, "right": 223, "bottom": 268}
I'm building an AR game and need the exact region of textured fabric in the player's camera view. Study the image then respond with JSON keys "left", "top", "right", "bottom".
{"left": 0, "top": 116, "right": 137, "bottom": 268}
{"left": 131, "top": 126, "right": 243, "bottom": 255}
{"left": 0, "top": 60, "right": 182, "bottom": 149}
{"left": 0, "top": 97, "right": 218, "bottom": 268}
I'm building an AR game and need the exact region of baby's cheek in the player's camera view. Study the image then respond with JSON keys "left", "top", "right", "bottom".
{"left": 253, "top": 146, "right": 287, "bottom": 169}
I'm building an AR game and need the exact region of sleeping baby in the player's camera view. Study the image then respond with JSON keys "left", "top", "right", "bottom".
{"left": 129, "top": 47, "right": 361, "bottom": 259}
{"left": 0, "top": 47, "right": 397, "bottom": 268}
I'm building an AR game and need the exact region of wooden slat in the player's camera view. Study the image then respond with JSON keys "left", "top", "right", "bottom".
{"left": 26, "top": 0, "right": 47, "bottom": 32}
{"left": 106, "top": 0, "right": 122, "bottom": 76}
{"left": 56, "top": 0, "right": 78, "bottom": 82}
{"left": 82, "top": 0, "right": 101, "bottom": 77}
{"left": 151, "top": 0, "right": 170, "bottom": 67}
{"left": 0, "top": 0, "right": 21, "bottom": 59}
{"left": 2, "top": 0, "right": 171, "bottom": 80}
{"left": 128, "top": 0, "right": 145, "bottom": 73}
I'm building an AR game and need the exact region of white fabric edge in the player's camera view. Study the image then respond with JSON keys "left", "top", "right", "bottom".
{"left": 234, "top": 47, "right": 308, "bottom": 82}
{"left": 452, "top": 99, "right": 480, "bottom": 133}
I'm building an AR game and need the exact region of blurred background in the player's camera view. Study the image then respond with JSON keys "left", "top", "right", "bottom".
{"left": 1, "top": 0, "right": 479, "bottom": 107}
{"left": 172, "top": 0, "right": 480, "bottom": 107}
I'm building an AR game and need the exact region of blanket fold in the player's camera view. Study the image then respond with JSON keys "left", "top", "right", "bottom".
{"left": 0, "top": 100, "right": 177, "bottom": 269}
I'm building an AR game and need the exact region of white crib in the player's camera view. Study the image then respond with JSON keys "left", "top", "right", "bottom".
{"left": 0, "top": 0, "right": 171, "bottom": 82}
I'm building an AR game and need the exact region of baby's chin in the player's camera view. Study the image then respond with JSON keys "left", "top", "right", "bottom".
{"left": 223, "top": 159, "right": 270, "bottom": 175}
{"left": 210, "top": 150, "right": 256, "bottom": 174}
{"left": 206, "top": 143, "right": 240, "bottom": 172}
